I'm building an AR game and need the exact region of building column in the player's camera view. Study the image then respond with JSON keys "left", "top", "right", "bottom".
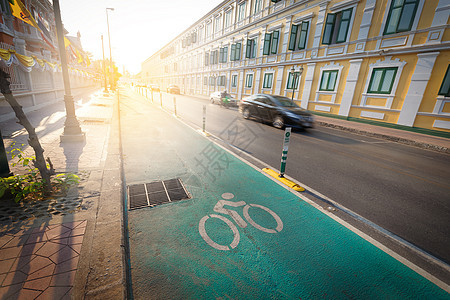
{"left": 238, "top": 69, "right": 245, "bottom": 100}
{"left": 311, "top": 3, "right": 328, "bottom": 58}
{"left": 339, "top": 59, "right": 363, "bottom": 116}
{"left": 397, "top": 52, "right": 439, "bottom": 126}
{"left": 274, "top": 66, "right": 285, "bottom": 95}
{"left": 280, "top": 17, "right": 292, "bottom": 62}
{"left": 300, "top": 63, "right": 316, "bottom": 109}
{"left": 254, "top": 68, "right": 262, "bottom": 94}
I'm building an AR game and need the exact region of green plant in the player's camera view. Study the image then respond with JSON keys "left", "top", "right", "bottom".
{"left": 0, "top": 144, "right": 80, "bottom": 202}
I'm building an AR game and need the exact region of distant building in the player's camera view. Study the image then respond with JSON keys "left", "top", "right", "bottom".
{"left": 141, "top": 0, "right": 450, "bottom": 133}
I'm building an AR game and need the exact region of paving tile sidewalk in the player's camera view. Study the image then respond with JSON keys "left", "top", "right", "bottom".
{"left": 0, "top": 89, "right": 125, "bottom": 299}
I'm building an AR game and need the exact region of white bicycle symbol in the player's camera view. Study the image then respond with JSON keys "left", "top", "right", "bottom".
{"left": 199, "top": 193, "right": 283, "bottom": 250}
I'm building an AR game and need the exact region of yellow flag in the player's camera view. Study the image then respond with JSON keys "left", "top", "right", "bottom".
{"left": 64, "top": 37, "right": 71, "bottom": 48}
{"left": 9, "top": 0, "right": 39, "bottom": 29}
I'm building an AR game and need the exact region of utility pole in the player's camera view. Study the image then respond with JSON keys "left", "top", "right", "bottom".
{"left": 53, "top": 0, "right": 85, "bottom": 142}
{"left": 106, "top": 8, "right": 114, "bottom": 90}
{"left": 101, "top": 35, "right": 108, "bottom": 93}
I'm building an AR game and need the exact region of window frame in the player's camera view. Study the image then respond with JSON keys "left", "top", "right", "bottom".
{"left": 231, "top": 74, "right": 238, "bottom": 87}
{"left": 246, "top": 38, "right": 257, "bottom": 58}
{"left": 238, "top": 2, "right": 246, "bottom": 21}
{"left": 322, "top": 8, "right": 353, "bottom": 45}
{"left": 367, "top": 67, "right": 398, "bottom": 94}
{"left": 263, "top": 30, "right": 279, "bottom": 55}
{"left": 288, "top": 21, "right": 309, "bottom": 51}
{"left": 219, "top": 46, "right": 228, "bottom": 63}
{"left": 384, "top": 0, "right": 420, "bottom": 35}
{"left": 245, "top": 73, "right": 253, "bottom": 88}
{"left": 438, "top": 65, "right": 450, "bottom": 97}
{"left": 319, "top": 70, "right": 339, "bottom": 92}
{"left": 224, "top": 10, "right": 232, "bottom": 28}
{"left": 254, "top": 0, "right": 263, "bottom": 13}
{"left": 286, "top": 72, "right": 300, "bottom": 90}
{"left": 263, "top": 73, "right": 274, "bottom": 89}
{"left": 230, "top": 42, "right": 242, "bottom": 61}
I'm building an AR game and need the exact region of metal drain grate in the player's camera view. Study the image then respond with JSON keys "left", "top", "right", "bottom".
{"left": 128, "top": 178, "right": 190, "bottom": 210}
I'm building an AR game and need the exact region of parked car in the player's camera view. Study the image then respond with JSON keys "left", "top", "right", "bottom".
{"left": 209, "top": 91, "right": 238, "bottom": 107}
{"left": 167, "top": 84, "right": 180, "bottom": 94}
{"left": 239, "top": 94, "right": 314, "bottom": 129}
{"left": 149, "top": 84, "right": 160, "bottom": 92}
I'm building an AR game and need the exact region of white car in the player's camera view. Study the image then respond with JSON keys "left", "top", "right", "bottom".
{"left": 209, "top": 91, "right": 238, "bottom": 106}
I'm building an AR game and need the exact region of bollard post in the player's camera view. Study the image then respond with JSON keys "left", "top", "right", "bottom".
{"left": 0, "top": 129, "right": 11, "bottom": 178}
{"left": 145, "top": 88, "right": 148, "bottom": 99}
{"left": 202, "top": 105, "right": 206, "bottom": 133}
{"left": 160, "top": 92, "right": 162, "bottom": 108}
{"left": 173, "top": 97, "right": 177, "bottom": 116}
{"left": 279, "top": 127, "right": 292, "bottom": 178}
{"left": 151, "top": 90, "right": 154, "bottom": 103}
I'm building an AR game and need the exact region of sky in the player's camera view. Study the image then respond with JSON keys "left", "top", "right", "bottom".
{"left": 59, "top": 0, "right": 224, "bottom": 75}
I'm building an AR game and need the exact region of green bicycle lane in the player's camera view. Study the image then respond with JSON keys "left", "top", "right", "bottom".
{"left": 121, "top": 88, "right": 449, "bottom": 299}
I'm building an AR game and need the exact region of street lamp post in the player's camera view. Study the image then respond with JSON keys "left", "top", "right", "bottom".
{"left": 290, "top": 65, "right": 304, "bottom": 102}
{"left": 106, "top": 8, "right": 114, "bottom": 90}
{"left": 101, "top": 35, "right": 108, "bottom": 93}
{"left": 53, "top": 0, "right": 85, "bottom": 142}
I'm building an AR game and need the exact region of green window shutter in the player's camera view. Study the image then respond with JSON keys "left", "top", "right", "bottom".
{"left": 336, "top": 8, "right": 352, "bottom": 43}
{"left": 263, "top": 33, "right": 272, "bottom": 55}
{"left": 397, "top": 0, "right": 419, "bottom": 32}
{"left": 384, "top": 0, "right": 418, "bottom": 35}
{"left": 230, "top": 44, "right": 236, "bottom": 61}
{"left": 287, "top": 72, "right": 300, "bottom": 89}
{"left": 438, "top": 65, "right": 450, "bottom": 97}
{"left": 246, "top": 39, "right": 252, "bottom": 58}
{"left": 205, "top": 53, "right": 209, "bottom": 66}
{"left": 246, "top": 74, "right": 253, "bottom": 88}
{"left": 287, "top": 73, "right": 293, "bottom": 89}
{"left": 219, "top": 48, "right": 224, "bottom": 63}
{"left": 263, "top": 73, "right": 273, "bottom": 88}
{"left": 271, "top": 31, "right": 279, "bottom": 54}
{"left": 327, "top": 70, "right": 338, "bottom": 90}
{"left": 322, "top": 14, "right": 335, "bottom": 45}
{"left": 320, "top": 71, "right": 330, "bottom": 91}
{"left": 288, "top": 24, "right": 298, "bottom": 51}
{"left": 367, "top": 67, "right": 398, "bottom": 94}
{"left": 298, "top": 21, "right": 309, "bottom": 49}
{"left": 236, "top": 42, "right": 241, "bottom": 60}
{"left": 319, "top": 70, "right": 338, "bottom": 91}
{"left": 223, "top": 47, "right": 228, "bottom": 62}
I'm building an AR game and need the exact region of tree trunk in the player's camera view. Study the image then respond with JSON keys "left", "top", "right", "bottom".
{"left": 0, "top": 70, "right": 54, "bottom": 195}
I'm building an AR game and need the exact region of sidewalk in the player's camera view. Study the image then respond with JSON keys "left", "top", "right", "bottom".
{"left": 0, "top": 89, "right": 125, "bottom": 299}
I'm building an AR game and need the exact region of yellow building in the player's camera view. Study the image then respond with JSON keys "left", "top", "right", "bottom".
{"left": 141, "top": 0, "right": 450, "bottom": 134}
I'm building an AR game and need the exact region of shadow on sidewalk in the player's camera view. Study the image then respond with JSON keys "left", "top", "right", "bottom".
{"left": 0, "top": 141, "right": 86, "bottom": 298}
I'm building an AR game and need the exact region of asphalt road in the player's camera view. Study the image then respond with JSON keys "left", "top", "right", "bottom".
{"left": 155, "top": 91, "right": 450, "bottom": 265}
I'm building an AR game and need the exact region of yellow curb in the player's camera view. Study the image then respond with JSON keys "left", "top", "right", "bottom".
{"left": 262, "top": 168, "right": 305, "bottom": 192}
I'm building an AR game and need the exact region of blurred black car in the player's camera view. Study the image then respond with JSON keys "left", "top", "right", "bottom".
{"left": 239, "top": 94, "right": 314, "bottom": 129}
{"left": 167, "top": 84, "right": 180, "bottom": 94}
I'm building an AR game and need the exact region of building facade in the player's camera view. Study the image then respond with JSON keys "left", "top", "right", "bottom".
{"left": 141, "top": 0, "right": 450, "bottom": 133}
{"left": 0, "top": 0, "right": 97, "bottom": 120}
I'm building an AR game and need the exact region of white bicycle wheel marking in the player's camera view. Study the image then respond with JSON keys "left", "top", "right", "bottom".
{"left": 199, "top": 214, "right": 240, "bottom": 251}
{"left": 243, "top": 204, "right": 283, "bottom": 233}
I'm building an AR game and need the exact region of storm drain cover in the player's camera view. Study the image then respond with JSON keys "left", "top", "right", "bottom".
{"left": 128, "top": 178, "right": 190, "bottom": 210}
